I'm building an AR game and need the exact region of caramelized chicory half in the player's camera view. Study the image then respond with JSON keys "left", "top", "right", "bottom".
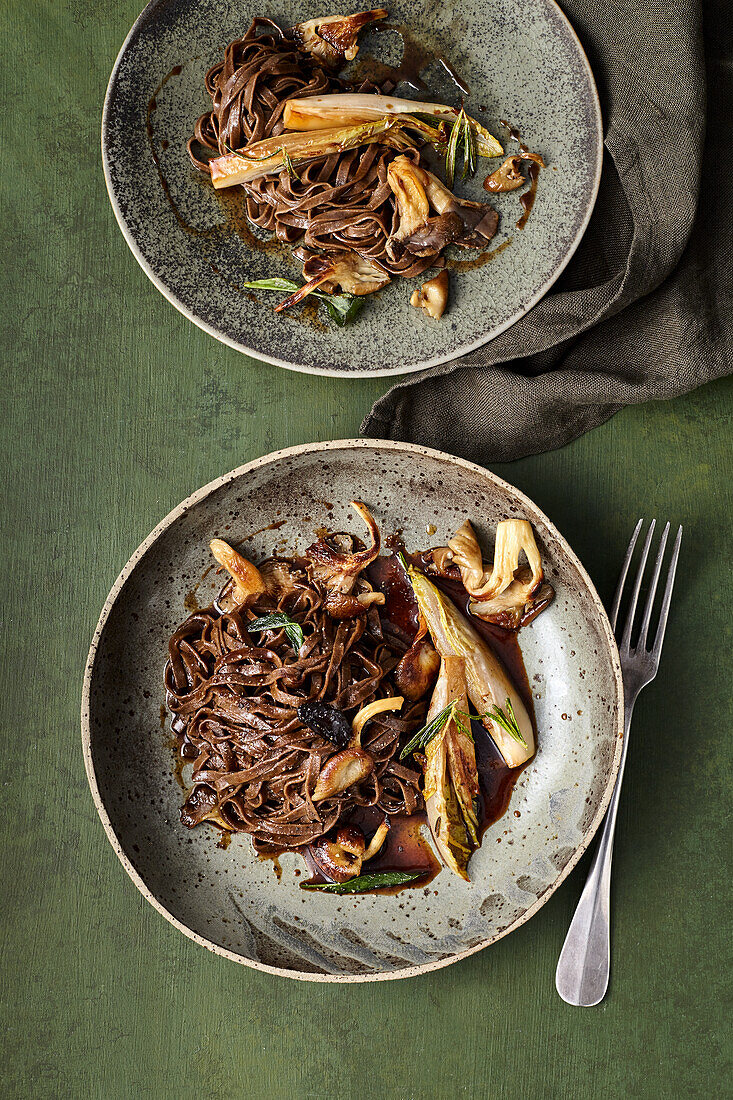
{"left": 422, "top": 656, "right": 479, "bottom": 879}
{"left": 409, "top": 567, "right": 535, "bottom": 768}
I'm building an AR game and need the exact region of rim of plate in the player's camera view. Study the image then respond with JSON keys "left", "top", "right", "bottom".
{"left": 81, "top": 439, "right": 624, "bottom": 982}
{"left": 101, "top": 0, "right": 604, "bottom": 378}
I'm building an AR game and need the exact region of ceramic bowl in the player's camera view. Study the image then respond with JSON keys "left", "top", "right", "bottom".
{"left": 102, "top": 0, "right": 602, "bottom": 375}
{"left": 82, "top": 440, "right": 623, "bottom": 980}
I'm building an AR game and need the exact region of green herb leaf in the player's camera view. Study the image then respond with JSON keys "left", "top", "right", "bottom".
{"left": 248, "top": 612, "right": 305, "bottom": 653}
{"left": 281, "top": 147, "right": 301, "bottom": 181}
{"left": 313, "top": 291, "right": 365, "bottom": 327}
{"left": 301, "top": 870, "right": 424, "bottom": 893}
{"left": 485, "top": 697, "right": 528, "bottom": 748}
{"left": 462, "top": 111, "right": 476, "bottom": 180}
{"left": 240, "top": 277, "right": 301, "bottom": 294}
{"left": 396, "top": 550, "right": 409, "bottom": 573}
{"left": 400, "top": 702, "right": 456, "bottom": 760}
{"left": 239, "top": 279, "right": 363, "bottom": 327}
{"left": 445, "top": 112, "right": 462, "bottom": 189}
{"left": 444, "top": 108, "right": 478, "bottom": 187}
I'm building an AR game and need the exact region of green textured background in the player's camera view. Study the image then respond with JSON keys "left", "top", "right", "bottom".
{"left": 2, "top": 1, "right": 732, "bottom": 1097}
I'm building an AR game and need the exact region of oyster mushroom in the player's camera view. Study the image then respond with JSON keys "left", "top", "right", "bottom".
{"left": 312, "top": 746, "right": 374, "bottom": 801}
{"left": 393, "top": 631, "right": 441, "bottom": 699}
{"left": 291, "top": 9, "right": 388, "bottom": 68}
{"left": 410, "top": 270, "right": 449, "bottom": 319}
{"left": 310, "top": 820, "right": 390, "bottom": 881}
{"left": 209, "top": 539, "right": 266, "bottom": 607}
{"left": 402, "top": 211, "right": 465, "bottom": 254}
{"left": 387, "top": 156, "right": 430, "bottom": 245}
{"left": 421, "top": 170, "right": 499, "bottom": 244}
{"left": 483, "top": 154, "right": 526, "bottom": 192}
{"left": 309, "top": 695, "right": 403, "bottom": 802}
{"left": 306, "top": 501, "right": 381, "bottom": 599}
{"left": 447, "top": 519, "right": 554, "bottom": 629}
{"left": 310, "top": 826, "right": 366, "bottom": 881}
{"left": 301, "top": 251, "right": 391, "bottom": 296}
{"left": 351, "top": 696, "right": 404, "bottom": 742}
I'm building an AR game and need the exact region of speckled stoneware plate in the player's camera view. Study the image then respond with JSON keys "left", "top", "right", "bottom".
{"left": 82, "top": 440, "right": 623, "bottom": 981}
{"left": 102, "top": 0, "right": 602, "bottom": 376}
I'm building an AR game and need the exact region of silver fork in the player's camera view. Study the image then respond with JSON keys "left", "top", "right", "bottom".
{"left": 555, "top": 519, "right": 682, "bottom": 1006}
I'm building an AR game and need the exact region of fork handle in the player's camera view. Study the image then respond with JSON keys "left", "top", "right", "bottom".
{"left": 555, "top": 692, "right": 635, "bottom": 1006}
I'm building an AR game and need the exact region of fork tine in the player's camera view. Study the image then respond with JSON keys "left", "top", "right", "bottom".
{"left": 610, "top": 519, "right": 643, "bottom": 630}
{"left": 620, "top": 519, "right": 656, "bottom": 652}
{"left": 636, "top": 522, "right": 670, "bottom": 649}
{"left": 651, "top": 526, "right": 682, "bottom": 659}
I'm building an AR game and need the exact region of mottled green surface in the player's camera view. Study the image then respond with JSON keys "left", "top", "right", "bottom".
{"left": 1, "top": 1, "right": 732, "bottom": 1098}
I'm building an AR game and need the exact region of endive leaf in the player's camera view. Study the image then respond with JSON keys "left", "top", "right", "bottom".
{"left": 408, "top": 568, "right": 535, "bottom": 767}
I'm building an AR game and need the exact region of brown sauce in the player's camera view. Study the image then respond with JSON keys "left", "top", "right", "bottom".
{"left": 499, "top": 120, "right": 543, "bottom": 230}
{"left": 303, "top": 806, "right": 441, "bottom": 893}
{"left": 145, "top": 65, "right": 293, "bottom": 262}
{"left": 242, "top": 519, "right": 287, "bottom": 542}
{"left": 350, "top": 23, "right": 469, "bottom": 95}
{"left": 517, "top": 162, "right": 540, "bottom": 230}
{"left": 366, "top": 552, "right": 419, "bottom": 639}
{"left": 447, "top": 236, "right": 513, "bottom": 273}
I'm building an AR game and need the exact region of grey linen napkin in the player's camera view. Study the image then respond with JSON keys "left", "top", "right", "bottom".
{"left": 362, "top": 0, "right": 732, "bottom": 462}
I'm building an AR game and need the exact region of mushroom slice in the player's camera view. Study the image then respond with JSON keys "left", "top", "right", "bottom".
{"left": 301, "top": 251, "right": 391, "bottom": 296}
{"left": 362, "top": 820, "right": 390, "bottom": 861}
{"left": 259, "top": 559, "right": 304, "bottom": 598}
{"left": 306, "top": 500, "right": 381, "bottom": 595}
{"left": 310, "top": 826, "right": 366, "bottom": 881}
{"left": 483, "top": 154, "right": 526, "bottom": 192}
{"left": 449, "top": 519, "right": 554, "bottom": 629}
{"left": 209, "top": 539, "right": 266, "bottom": 607}
{"left": 421, "top": 170, "right": 499, "bottom": 244}
{"left": 394, "top": 632, "right": 440, "bottom": 700}
{"left": 410, "top": 270, "right": 449, "bottom": 319}
{"left": 351, "top": 696, "right": 404, "bottom": 743}
{"left": 409, "top": 567, "right": 535, "bottom": 767}
{"left": 312, "top": 747, "right": 374, "bottom": 801}
{"left": 291, "top": 10, "right": 388, "bottom": 68}
{"left": 387, "top": 155, "right": 430, "bottom": 245}
{"left": 402, "top": 211, "right": 465, "bottom": 254}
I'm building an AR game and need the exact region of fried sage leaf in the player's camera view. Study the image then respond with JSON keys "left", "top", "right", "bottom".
{"left": 240, "top": 278, "right": 364, "bottom": 327}
{"left": 248, "top": 612, "right": 304, "bottom": 652}
{"left": 301, "top": 870, "right": 423, "bottom": 893}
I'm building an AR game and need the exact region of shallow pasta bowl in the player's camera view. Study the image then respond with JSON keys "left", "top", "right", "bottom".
{"left": 102, "top": 0, "right": 602, "bottom": 375}
{"left": 82, "top": 440, "right": 623, "bottom": 981}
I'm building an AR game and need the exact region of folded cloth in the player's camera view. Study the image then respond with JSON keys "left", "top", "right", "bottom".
{"left": 362, "top": 0, "right": 732, "bottom": 462}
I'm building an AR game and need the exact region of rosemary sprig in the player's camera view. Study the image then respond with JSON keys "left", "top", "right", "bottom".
{"left": 401, "top": 698, "right": 530, "bottom": 760}
{"left": 444, "top": 107, "right": 477, "bottom": 188}
{"left": 301, "top": 870, "right": 423, "bottom": 893}
{"left": 485, "top": 697, "right": 528, "bottom": 748}
{"left": 239, "top": 278, "right": 364, "bottom": 327}
{"left": 462, "top": 110, "right": 476, "bottom": 180}
{"left": 281, "top": 147, "right": 301, "bottom": 181}
{"left": 248, "top": 612, "right": 304, "bottom": 652}
{"left": 222, "top": 138, "right": 300, "bottom": 178}
{"left": 400, "top": 702, "right": 457, "bottom": 759}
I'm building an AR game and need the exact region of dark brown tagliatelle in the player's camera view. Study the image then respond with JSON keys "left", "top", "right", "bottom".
{"left": 164, "top": 553, "right": 426, "bottom": 851}
{"left": 187, "top": 16, "right": 436, "bottom": 277}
